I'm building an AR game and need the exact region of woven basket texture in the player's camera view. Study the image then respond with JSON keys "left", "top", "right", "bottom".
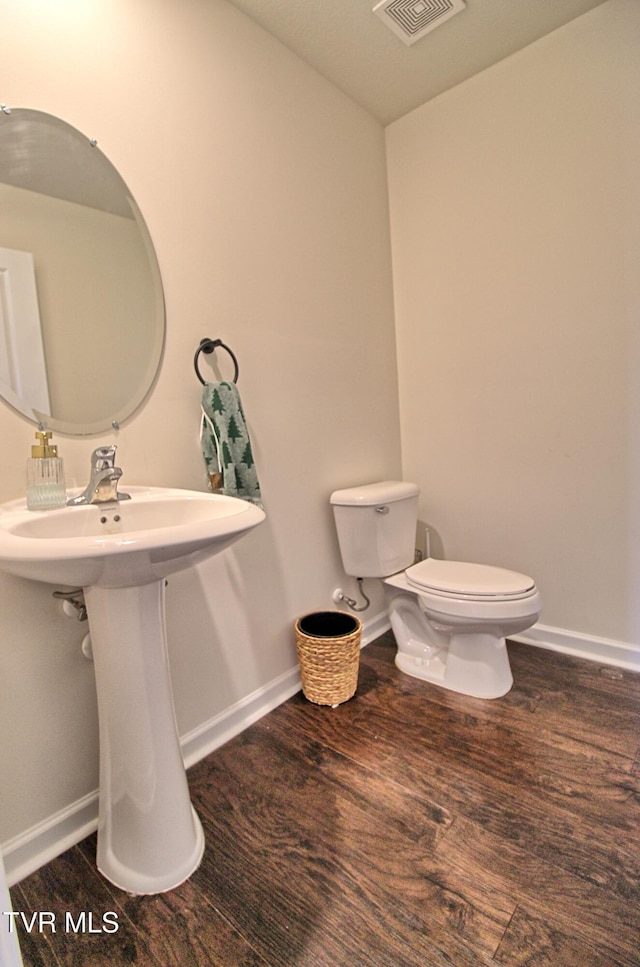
{"left": 294, "top": 612, "right": 361, "bottom": 706}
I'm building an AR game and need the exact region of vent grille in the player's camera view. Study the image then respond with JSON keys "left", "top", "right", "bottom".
{"left": 373, "top": 0, "right": 466, "bottom": 46}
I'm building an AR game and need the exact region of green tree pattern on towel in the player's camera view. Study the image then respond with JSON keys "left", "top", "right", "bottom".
{"left": 211, "top": 387, "right": 225, "bottom": 415}
{"left": 227, "top": 414, "right": 243, "bottom": 444}
{"left": 200, "top": 380, "right": 262, "bottom": 505}
{"left": 242, "top": 442, "right": 254, "bottom": 468}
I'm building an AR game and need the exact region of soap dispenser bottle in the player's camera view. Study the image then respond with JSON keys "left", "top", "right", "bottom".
{"left": 26, "top": 430, "right": 67, "bottom": 510}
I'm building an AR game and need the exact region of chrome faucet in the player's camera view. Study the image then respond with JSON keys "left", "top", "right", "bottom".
{"left": 67, "top": 446, "right": 131, "bottom": 505}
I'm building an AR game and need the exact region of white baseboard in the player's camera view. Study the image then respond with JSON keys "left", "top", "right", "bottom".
{"left": 3, "top": 609, "right": 389, "bottom": 887}
{"left": 180, "top": 664, "right": 303, "bottom": 769}
{"left": 360, "top": 608, "right": 391, "bottom": 644}
{"left": 511, "top": 622, "right": 640, "bottom": 672}
{"left": 181, "top": 608, "right": 389, "bottom": 769}
{"left": 3, "top": 792, "right": 99, "bottom": 888}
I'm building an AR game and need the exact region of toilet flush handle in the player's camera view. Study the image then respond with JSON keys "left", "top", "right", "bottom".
{"left": 375, "top": 505, "right": 389, "bottom": 514}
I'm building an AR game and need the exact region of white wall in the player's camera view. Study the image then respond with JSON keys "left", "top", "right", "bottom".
{"left": 0, "top": 0, "right": 400, "bottom": 868}
{"left": 386, "top": 0, "right": 640, "bottom": 648}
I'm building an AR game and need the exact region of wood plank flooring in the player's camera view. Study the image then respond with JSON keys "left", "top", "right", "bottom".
{"left": 9, "top": 634, "right": 640, "bottom": 966}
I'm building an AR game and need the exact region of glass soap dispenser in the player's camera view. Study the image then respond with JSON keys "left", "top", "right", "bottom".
{"left": 26, "top": 430, "right": 67, "bottom": 510}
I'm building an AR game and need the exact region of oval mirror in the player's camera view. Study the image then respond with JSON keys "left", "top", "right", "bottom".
{"left": 0, "top": 107, "right": 165, "bottom": 435}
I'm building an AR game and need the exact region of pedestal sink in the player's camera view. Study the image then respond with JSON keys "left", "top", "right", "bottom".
{"left": 0, "top": 487, "right": 265, "bottom": 894}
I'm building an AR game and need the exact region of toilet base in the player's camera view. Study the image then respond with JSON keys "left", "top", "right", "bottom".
{"left": 394, "top": 632, "right": 513, "bottom": 699}
{"left": 385, "top": 581, "right": 527, "bottom": 699}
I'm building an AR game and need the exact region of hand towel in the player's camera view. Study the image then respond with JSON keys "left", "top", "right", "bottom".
{"left": 200, "top": 380, "right": 262, "bottom": 506}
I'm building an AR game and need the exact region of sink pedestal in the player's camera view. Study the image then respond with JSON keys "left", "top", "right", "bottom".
{"left": 85, "top": 580, "right": 204, "bottom": 894}
{"left": 0, "top": 487, "right": 266, "bottom": 894}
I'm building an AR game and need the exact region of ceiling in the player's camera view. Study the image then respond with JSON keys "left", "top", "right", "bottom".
{"left": 225, "top": 0, "right": 609, "bottom": 125}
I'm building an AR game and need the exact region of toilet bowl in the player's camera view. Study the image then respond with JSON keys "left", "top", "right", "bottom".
{"left": 384, "top": 559, "right": 541, "bottom": 698}
{"left": 330, "top": 481, "right": 541, "bottom": 699}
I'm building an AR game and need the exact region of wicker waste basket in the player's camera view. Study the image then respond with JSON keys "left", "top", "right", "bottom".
{"left": 294, "top": 611, "right": 362, "bottom": 706}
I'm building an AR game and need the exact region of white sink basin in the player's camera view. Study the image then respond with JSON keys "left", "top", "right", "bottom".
{"left": 0, "top": 485, "right": 265, "bottom": 895}
{"left": 0, "top": 486, "right": 265, "bottom": 588}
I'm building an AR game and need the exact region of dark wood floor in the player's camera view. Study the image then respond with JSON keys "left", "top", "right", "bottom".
{"left": 10, "top": 633, "right": 640, "bottom": 966}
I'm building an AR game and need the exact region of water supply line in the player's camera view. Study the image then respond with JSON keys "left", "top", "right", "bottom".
{"left": 332, "top": 578, "right": 370, "bottom": 613}
{"left": 54, "top": 588, "right": 93, "bottom": 660}
{"left": 52, "top": 588, "right": 87, "bottom": 621}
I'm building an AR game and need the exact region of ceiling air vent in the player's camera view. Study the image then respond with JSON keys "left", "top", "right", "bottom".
{"left": 373, "top": 0, "right": 466, "bottom": 46}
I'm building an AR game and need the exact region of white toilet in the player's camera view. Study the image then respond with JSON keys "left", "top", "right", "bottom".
{"left": 330, "top": 481, "right": 541, "bottom": 699}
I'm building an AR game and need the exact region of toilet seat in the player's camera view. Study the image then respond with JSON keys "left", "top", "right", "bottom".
{"left": 406, "top": 559, "right": 536, "bottom": 601}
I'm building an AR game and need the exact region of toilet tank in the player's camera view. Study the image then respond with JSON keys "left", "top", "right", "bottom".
{"left": 330, "top": 481, "right": 419, "bottom": 578}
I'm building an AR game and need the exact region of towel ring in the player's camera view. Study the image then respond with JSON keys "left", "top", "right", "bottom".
{"left": 194, "top": 338, "right": 239, "bottom": 384}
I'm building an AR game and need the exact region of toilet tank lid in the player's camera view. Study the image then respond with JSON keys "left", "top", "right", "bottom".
{"left": 330, "top": 481, "right": 419, "bottom": 506}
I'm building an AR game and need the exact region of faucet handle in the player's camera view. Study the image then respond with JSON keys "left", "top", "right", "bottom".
{"left": 91, "top": 446, "right": 117, "bottom": 470}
